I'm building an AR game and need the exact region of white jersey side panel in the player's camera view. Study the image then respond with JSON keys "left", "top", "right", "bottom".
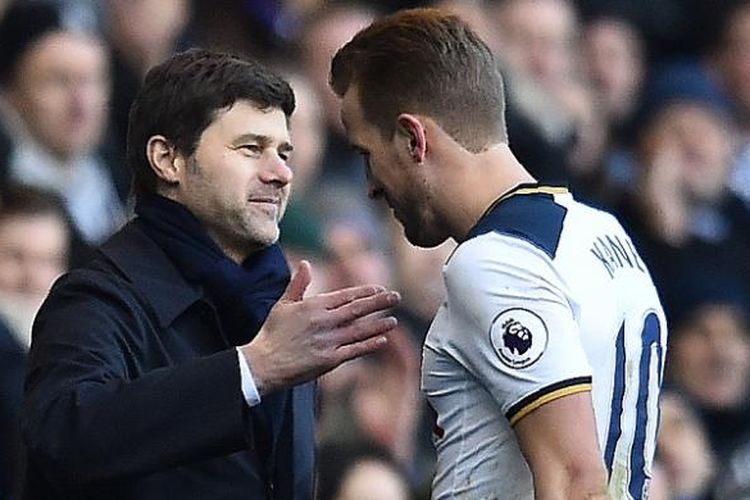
{"left": 421, "top": 189, "right": 667, "bottom": 500}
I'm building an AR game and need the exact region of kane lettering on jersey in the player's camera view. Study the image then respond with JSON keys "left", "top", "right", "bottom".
{"left": 422, "top": 185, "right": 666, "bottom": 499}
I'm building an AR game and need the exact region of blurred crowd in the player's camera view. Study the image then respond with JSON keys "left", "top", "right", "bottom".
{"left": 0, "top": 0, "right": 750, "bottom": 499}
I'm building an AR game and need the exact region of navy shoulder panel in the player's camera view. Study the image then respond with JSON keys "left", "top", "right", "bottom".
{"left": 466, "top": 192, "right": 567, "bottom": 259}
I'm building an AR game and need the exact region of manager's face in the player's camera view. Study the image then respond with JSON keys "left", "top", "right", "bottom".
{"left": 172, "top": 99, "right": 293, "bottom": 262}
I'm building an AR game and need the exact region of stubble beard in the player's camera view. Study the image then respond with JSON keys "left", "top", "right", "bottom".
{"left": 226, "top": 202, "right": 282, "bottom": 256}
{"left": 194, "top": 193, "right": 283, "bottom": 261}
{"left": 187, "top": 157, "right": 285, "bottom": 256}
{"left": 397, "top": 190, "right": 445, "bottom": 248}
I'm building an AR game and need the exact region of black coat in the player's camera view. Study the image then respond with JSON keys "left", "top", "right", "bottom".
{"left": 21, "top": 221, "right": 315, "bottom": 500}
{"left": 0, "top": 319, "right": 25, "bottom": 499}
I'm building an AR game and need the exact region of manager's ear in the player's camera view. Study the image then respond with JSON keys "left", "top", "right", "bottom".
{"left": 397, "top": 114, "right": 427, "bottom": 164}
{"left": 146, "top": 135, "right": 185, "bottom": 186}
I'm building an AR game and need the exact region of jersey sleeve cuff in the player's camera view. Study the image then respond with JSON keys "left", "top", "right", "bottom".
{"left": 506, "top": 376, "right": 592, "bottom": 426}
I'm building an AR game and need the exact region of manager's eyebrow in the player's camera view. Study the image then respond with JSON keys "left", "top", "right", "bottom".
{"left": 233, "top": 133, "right": 293, "bottom": 152}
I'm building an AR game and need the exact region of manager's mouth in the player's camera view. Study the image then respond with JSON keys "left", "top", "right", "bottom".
{"left": 248, "top": 196, "right": 280, "bottom": 205}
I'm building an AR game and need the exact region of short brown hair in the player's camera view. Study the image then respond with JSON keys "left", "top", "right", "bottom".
{"left": 330, "top": 8, "right": 507, "bottom": 152}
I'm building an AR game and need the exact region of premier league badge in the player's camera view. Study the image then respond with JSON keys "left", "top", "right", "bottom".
{"left": 490, "top": 308, "right": 548, "bottom": 369}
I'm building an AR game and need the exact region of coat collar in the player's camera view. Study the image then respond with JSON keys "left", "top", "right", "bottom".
{"left": 99, "top": 220, "right": 204, "bottom": 328}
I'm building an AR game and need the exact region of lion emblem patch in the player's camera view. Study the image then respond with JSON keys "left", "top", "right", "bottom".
{"left": 490, "top": 308, "right": 548, "bottom": 369}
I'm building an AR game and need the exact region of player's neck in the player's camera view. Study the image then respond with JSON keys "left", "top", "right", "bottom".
{"left": 441, "top": 144, "right": 535, "bottom": 242}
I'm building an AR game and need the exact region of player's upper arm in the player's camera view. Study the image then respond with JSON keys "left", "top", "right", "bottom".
{"left": 441, "top": 234, "right": 592, "bottom": 418}
{"left": 514, "top": 390, "right": 610, "bottom": 500}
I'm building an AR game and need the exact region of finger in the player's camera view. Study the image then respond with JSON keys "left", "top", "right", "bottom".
{"left": 336, "top": 336, "right": 389, "bottom": 364}
{"left": 335, "top": 326, "right": 395, "bottom": 364}
{"left": 331, "top": 315, "right": 398, "bottom": 350}
{"left": 281, "top": 260, "right": 312, "bottom": 302}
{"left": 317, "top": 284, "right": 388, "bottom": 310}
{"left": 325, "top": 290, "right": 401, "bottom": 327}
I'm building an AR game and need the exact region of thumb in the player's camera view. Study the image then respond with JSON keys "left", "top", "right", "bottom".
{"left": 281, "top": 260, "right": 312, "bottom": 302}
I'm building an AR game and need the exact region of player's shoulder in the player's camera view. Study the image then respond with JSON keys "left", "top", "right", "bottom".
{"left": 445, "top": 188, "right": 575, "bottom": 293}
{"left": 465, "top": 185, "right": 570, "bottom": 259}
{"left": 451, "top": 185, "right": 572, "bottom": 268}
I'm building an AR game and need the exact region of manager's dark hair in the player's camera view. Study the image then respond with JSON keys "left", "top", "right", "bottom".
{"left": 127, "top": 48, "right": 295, "bottom": 198}
{"left": 330, "top": 8, "right": 507, "bottom": 153}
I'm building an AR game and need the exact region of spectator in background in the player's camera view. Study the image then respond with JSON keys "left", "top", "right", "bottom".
{"left": 315, "top": 206, "right": 423, "bottom": 475}
{"left": 493, "top": 0, "right": 579, "bottom": 95}
{"left": 322, "top": 210, "right": 392, "bottom": 293}
{"left": 665, "top": 283, "right": 750, "bottom": 460}
{"left": 580, "top": 13, "right": 646, "bottom": 205}
{"left": 713, "top": 432, "right": 750, "bottom": 499}
{"left": 712, "top": 0, "right": 750, "bottom": 205}
{"left": 278, "top": 73, "right": 328, "bottom": 261}
{"left": 386, "top": 221, "right": 455, "bottom": 494}
{"left": 582, "top": 14, "right": 645, "bottom": 135}
{"left": 575, "top": 0, "right": 729, "bottom": 60}
{"left": 434, "top": 0, "right": 500, "bottom": 51}
{"left": 0, "top": 184, "right": 71, "bottom": 349}
{"left": 646, "top": 462, "right": 672, "bottom": 500}
{"left": 490, "top": 0, "right": 608, "bottom": 184}
{"left": 316, "top": 442, "right": 412, "bottom": 500}
{"left": 105, "top": 0, "right": 191, "bottom": 175}
{"left": 285, "top": 74, "right": 326, "bottom": 198}
{"left": 298, "top": 3, "right": 377, "bottom": 186}
{"left": 0, "top": 1, "right": 124, "bottom": 244}
{"left": 616, "top": 60, "right": 750, "bottom": 319}
{"left": 332, "top": 328, "right": 420, "bottom": 467}
{"left": 389, "top": 220, "right": 454, "bottom": 343}
{"left": 293, "top": 3, "right": 392, "bottom": 270}
{"left": 656, "top": 391, "right": 716, "bottom": 500}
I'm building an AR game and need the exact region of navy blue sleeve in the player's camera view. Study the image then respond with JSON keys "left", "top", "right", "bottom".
{"left": 21, "top": 271, "right": 253, "bottom": 487}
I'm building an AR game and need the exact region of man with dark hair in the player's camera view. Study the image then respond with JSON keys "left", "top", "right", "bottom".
{"left": 22, "top": 48, "right": 401, "bottom": 499}
{"left": 332, "top": 8, "right": 667, "bottom": 499}
{"left": 0, "top": 184, "right": 73, "bottom": 499}
{"left": 0, "top": 0, "right": 125, "bottom": 243}
{"left": 0, "top": 184, "right": 72, "bottom": 347}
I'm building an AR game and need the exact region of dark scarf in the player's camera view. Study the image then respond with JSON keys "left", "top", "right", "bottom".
{"left": 134, "top": 194, "right": 291, "bottom": 486}
{"left": 135, "top": 194, "right": 290, "bottom": 343}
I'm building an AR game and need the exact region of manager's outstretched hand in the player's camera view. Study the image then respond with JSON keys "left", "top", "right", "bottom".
{"left": 241, "top": 260, "right": 401, "bottom": 395}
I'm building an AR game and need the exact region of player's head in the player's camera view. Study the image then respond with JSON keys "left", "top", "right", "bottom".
{"left": 330, "top": 8, "right": 506, "bottom": 247}
{"left": 127, "top": 48, "right": 295, "bottom": 200}
{"left": 330, "top": 8, "right": 506, "bottom": 150}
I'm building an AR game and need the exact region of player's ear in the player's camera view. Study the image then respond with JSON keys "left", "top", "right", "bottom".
{"left": 146, "top": 135, "right": 183, "bottom": 186}
{"left": 397, "top": 113, "right": 426, "bottom": 164}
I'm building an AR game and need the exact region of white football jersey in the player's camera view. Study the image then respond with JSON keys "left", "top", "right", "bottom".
{"left": 422, "top": 185, "right": 667, "bottom": 499}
